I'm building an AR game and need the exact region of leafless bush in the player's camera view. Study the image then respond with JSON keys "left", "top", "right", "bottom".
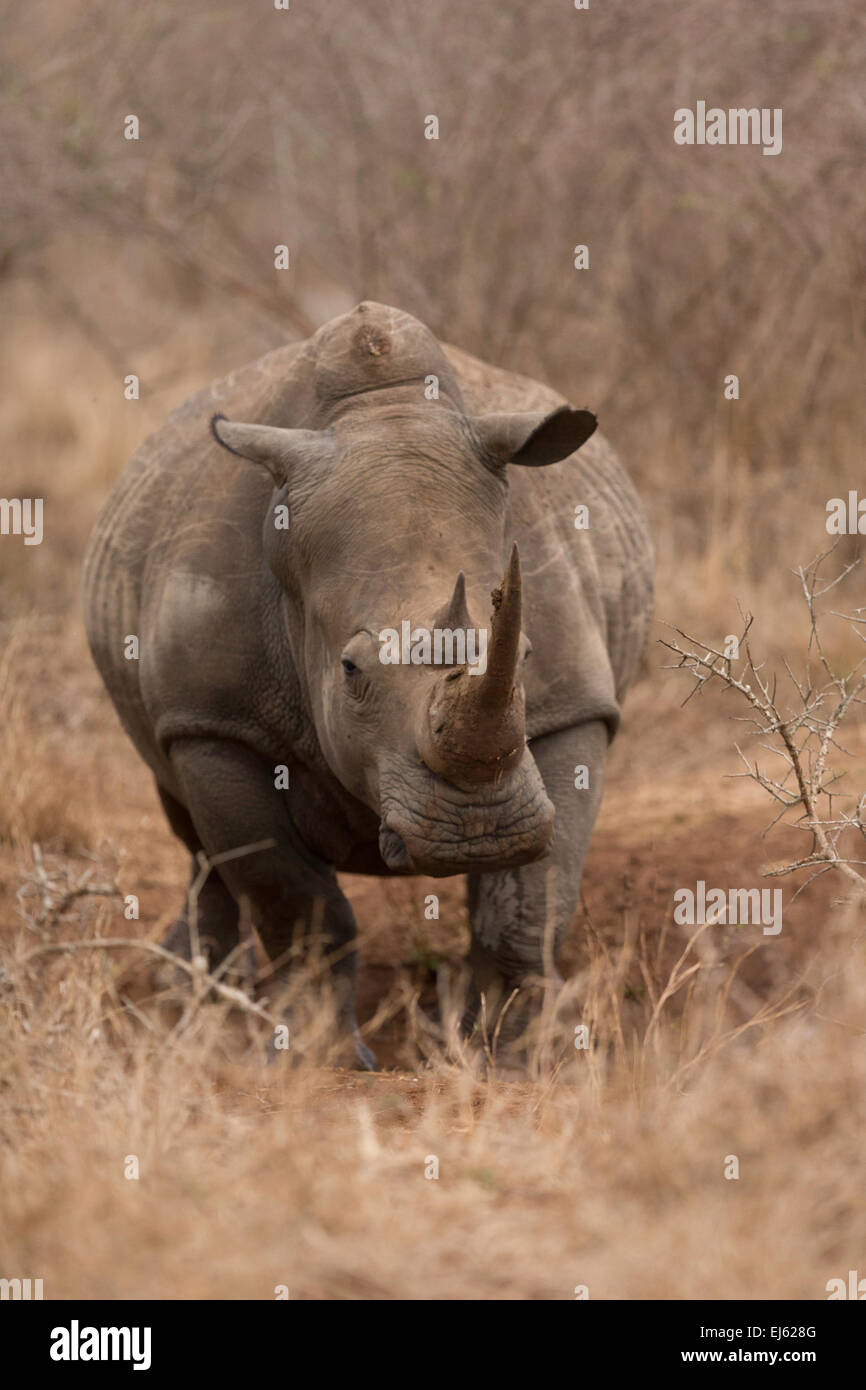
{"left": 663, "top": 549, "right": 866, "bottom": 899}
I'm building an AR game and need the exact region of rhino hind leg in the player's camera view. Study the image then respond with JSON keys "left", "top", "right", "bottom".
{"left": 163, "top": 741, "right": 376, "bottom": 1071}
{"left": 463, "top": 719, "right": 609, "bottom": 1067}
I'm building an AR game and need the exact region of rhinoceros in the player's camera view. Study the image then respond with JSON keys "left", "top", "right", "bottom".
{"left": 83, "top": 301, "right": 652, "bottom": 1067}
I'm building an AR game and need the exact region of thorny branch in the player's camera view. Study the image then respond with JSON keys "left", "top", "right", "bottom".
{"left": 660, "top": 549, "right": 866, "bottom": 898}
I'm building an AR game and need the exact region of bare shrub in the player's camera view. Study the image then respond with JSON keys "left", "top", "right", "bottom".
{"left": 663, "top": 549, "right": 866, "bottom": 900}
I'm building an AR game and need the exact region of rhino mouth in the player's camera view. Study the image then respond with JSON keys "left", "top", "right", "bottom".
{"left": 377, "top": 753, "right": 554, "bottom": 877}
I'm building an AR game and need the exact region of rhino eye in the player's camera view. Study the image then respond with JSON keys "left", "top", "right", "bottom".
{"left": 341, "top": 657, "right": 359, "bottom": 677}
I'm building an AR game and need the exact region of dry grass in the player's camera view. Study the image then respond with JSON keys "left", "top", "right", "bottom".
{"left": 0, "top": 890, "right": 863, "bottom": 1300}
{"left": 2, "top": 608, "right": 862, "bottom": 1298}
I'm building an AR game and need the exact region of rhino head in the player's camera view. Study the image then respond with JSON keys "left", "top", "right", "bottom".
{"left": 211, "top": 303, "right": 596, "bottom": 877}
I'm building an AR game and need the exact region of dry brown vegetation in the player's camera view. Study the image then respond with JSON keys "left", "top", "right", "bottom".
{"left": 1, "top": 904, "right": 864, "bottom": 1300}
{"left": 1, "top": 0, "right": 864, "bottom": 1300}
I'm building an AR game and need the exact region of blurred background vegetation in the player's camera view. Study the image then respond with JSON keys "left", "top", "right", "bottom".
{"left": 1, "top": 0, "right": 863, "bottom": 631}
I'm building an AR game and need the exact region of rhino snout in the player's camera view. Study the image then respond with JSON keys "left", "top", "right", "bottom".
{"left": 377, "top": 752, "right": 555, "bottom": 878}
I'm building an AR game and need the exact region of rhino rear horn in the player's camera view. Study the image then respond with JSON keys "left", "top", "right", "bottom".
{"left": 433, "top": 571, "right": 472, "bottom": 633}
{"left": 210, "top": 414, "right": 335, "bottom": 486}
{"left": 473, "top": 405, "right": 597, "bottom": 469}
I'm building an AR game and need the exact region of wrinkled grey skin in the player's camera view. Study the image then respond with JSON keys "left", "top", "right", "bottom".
{"left": 83, "top": 302, "right": 652, "bottom": 1067}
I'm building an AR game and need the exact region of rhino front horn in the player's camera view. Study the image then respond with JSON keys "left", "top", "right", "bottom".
{"left": 419, "top": 546, "right": 527, "bottom": 785}
{"left": 475, "top": 543, "right": 522, "bottom": 713}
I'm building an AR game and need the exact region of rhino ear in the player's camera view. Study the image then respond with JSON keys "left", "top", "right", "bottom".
{"left": 473, "top": 405, "right": 597, "bottom": 469}
{"left": 210, "top": 414, "right": 335, "bottom": 486}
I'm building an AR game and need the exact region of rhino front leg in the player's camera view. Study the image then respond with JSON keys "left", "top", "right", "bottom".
{"left": 166, "top": 738, "right": 375, "bottom": 1070}
{"left": 464, "top": 719, "right": 609, "bottom": 1061}
{"left": 156, "top": 786, "right": 245, "bottom": 977}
